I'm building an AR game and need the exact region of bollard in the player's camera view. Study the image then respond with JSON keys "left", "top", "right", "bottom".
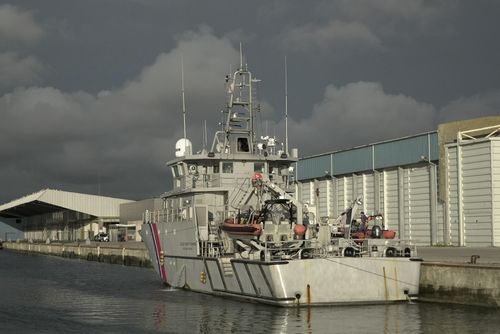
{"left": 470, "top": 255, "right": 480, "bottom": 264}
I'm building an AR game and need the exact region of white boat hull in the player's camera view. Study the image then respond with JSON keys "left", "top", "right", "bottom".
{"left": 160, "top": 255, "right": 420, "bottom": 306}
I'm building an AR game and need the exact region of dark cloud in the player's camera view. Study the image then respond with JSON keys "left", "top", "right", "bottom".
{"left": 0, "top": 4, "right": 43, "bottom": 44}
{"left": 283, "top": 20, "right": 382, "bottom": 51}
{"left": 0, "top": 5, "right": 45, "bottom": 88}
{"left": 0, "top": 52, "right": 45, "bottom": 86}
{"left": 438, "top": 90, "right": 500, "bottom": 123}
{"left": 0, "top": 1, "right": 500, "bottom": 204}
{"left": 0, "top": 28, "right": 239, "bottom": 201}
{"left": 286, "top": 82, "right": 436, "bottom": 155}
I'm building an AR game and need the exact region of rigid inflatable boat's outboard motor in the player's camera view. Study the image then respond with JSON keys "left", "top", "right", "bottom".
{"left": 372, "top": 225, "right": 382, "bottom": 239}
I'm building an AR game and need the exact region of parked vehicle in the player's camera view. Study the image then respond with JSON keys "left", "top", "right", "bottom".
{"left": 93, "top": 233, "right": 109, "bottom": 242}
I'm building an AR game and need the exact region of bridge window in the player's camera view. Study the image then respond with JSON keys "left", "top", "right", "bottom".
{"left": 254, "top": 162, "right": 264, "bottom": 172}
{"left": 177, "top": 164, "right": 185, "bottom": 176}
{"left": 237, "top": 137, "right": 250, "bottom": 152}
{"left": 171, "top": 165, "right": 179, "bottom": 177}
{"left": 222, "top": 162, "right": 233, "bottom": 173}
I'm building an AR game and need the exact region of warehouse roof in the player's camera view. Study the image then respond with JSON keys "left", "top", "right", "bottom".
{"left": 296, "top": 131, "right": 438, "bottom": 181}
{"left": 0, "top": 189, "right": 134, "bottom": 218}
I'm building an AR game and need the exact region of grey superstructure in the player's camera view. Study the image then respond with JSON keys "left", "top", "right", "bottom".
{"left": 141, "top": 59, "right": 421, "bottom": 306}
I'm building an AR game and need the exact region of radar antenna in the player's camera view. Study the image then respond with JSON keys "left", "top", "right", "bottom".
{"left": 181, "top": 55, "right": 187, "bottom": 144}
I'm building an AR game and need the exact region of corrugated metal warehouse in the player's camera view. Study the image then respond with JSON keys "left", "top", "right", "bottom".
{"left": 294, "top": 116, "right": 500, "bottom": 247}
{"left": 0, "top": 189, "right": 133, "bottom": 241}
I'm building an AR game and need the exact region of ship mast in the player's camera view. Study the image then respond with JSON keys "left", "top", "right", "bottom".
{"left": 181, "top": 55, "right": 187, "bottom": 147}
{"left": 222, "top": 44, "right": 257, "bottom": 154}
{"left": 284, "top": 56, "right": 289, "bottom": 155}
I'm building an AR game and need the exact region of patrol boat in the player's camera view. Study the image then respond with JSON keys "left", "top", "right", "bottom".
{"left": 141, "top": 59, "right": 421, "bottom": 306}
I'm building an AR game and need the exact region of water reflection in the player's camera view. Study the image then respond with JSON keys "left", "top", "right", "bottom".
{"left": 147, "top": 292, "right": 425, "bottom": 333}
{"left": 145, "top": 290, "right": 500, "bottom": 334}
{"left": 1, "top": 250, "right": 499, "bottom": 334}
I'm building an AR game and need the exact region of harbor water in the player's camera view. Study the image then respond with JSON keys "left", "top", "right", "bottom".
{"left": 1, "top": 250, "right": 499, "bottom": 334}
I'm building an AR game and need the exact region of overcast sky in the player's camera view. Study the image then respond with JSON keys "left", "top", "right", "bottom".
{"left": 0, "top": 0, "right": 499, "bottom": 203}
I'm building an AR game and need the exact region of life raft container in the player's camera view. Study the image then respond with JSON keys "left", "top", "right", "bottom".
{"left": 351, "top": 228, "right": 396, "bottom": 240}
{"left": 364, "top": 228, "right": 396, "bottom": 239}
{"left": 221, "top": 221, "right": 262, "bottom": 236}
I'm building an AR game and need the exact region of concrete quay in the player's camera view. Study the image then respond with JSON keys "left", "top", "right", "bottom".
{"left": 417, "top": 247, "right": 500, "bottom": 308}
{"left": 418, "top": 246, "right": 500, "bottom": 265}
{"left": 2, "top": 240, "right": 152, "bottom": 267}
{"left": 2, "top": 242, "right": 499, "bottom": 307}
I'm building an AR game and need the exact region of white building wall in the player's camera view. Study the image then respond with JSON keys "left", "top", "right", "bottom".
{"left": 462, "top": 141, "right": 493, "bottom": 247}
{"left": 297, "top": 165, "right": 444, "bottom": 246}
{"left": 407, "top": 167, "right": 432, "bottom": 245}
{"left": 377, "top": 172, "right": 384, "bottom": 215}
{"left": 344, "top": 176, "right": 353, "bottom": 209}
{"left": 437, "top": 201, "right": 445, "bottom": 243}
{"left": 492, "top": 139, "right": 500, "bottom": 246}
{"left": 363, "top": 174, "right": 375, "bottom": 215}
{"left": 310, "top": 181, "right": 316, "bottom": 205}
{"left": 446, "top": 139, "right": 499, "bottom": 247}
{"left": 317, "top": 180, "right": 329, "bottom": 218}
{"left": 436, "top": 168, "right": 445, "bottom": 243}
{"left": 461, "top": 142, "right": 493, "bottom": 246}
{"left": 403, "top": 170, "right": 411, "bottom": 240}
{"left": 383, "top": 170, "right": 399, "bottom": 232}
{"left": 354, "top": 174, "right": 363, "bottom": 201}
{"left": 295, "top": 130, "right": 499, "bottom": 247}
{"left": 301, "top": 182, "right": 311, "bottom": 205}
{"left": 447, "top": 146, "right": 460, "bottom": 245}
{"left": 327, "top": 178, "right": 335, "bottom": 218}
{"left": 337, "top": 177, "right": 345, "bottom": 213}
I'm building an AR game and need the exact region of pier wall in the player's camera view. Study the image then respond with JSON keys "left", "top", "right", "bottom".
{"left": 420, "top": 262, "right": 500, "bottom": 307}
{"left": 2, "top": 241, "right": 152, "bottom": 267}
{"left": 3, "top": 242, "right": 499, "bottom": 307}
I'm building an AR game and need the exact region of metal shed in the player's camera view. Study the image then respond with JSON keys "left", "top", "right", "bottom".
{"left": 295, "top": 132, "right": 440, "bottom": 246}
{"left": 0, "top": 189, "right": 133, "bottom": 241}
{"left": 445, "top": 126, "right": 500, "bottom": 247}
{"left": 294, "top": 118, "right": 500, "bottom": 247}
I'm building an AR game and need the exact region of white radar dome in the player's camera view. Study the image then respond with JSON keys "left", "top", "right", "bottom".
{"left": 175, "top": 138, "right": 192, "bottom": 157}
